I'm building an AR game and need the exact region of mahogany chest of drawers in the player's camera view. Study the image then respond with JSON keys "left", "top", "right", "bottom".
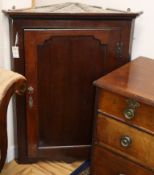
{"left": 91, "top": 57, "right": 154, "bottom": 174}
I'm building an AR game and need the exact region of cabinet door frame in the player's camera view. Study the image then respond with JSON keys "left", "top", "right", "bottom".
{"left": 24, "top": 28, "right": 122, "bottom": 159}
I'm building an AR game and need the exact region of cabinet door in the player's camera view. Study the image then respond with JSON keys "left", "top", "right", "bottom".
{"left": 24, "top": 28, "right": 121, "bottom": 160}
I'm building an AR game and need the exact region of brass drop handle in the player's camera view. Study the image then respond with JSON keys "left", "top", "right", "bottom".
{"left": 120, "top": 136, "right": 132, "bottom": 147}
{"left": 123, "top": 99, "right": 140, "bottom": 120}
{"left": 123, "top": 108, "right": 135, "bottom": 120}
{"left": 27, "top": 86, "right": 34, "bottom": 108}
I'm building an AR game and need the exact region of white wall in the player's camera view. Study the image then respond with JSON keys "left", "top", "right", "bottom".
{"left": 1, "top": 0, "right": 154, "bottom": 162}
{"left": 0, "top": 1, "right": 4, "bottom": 67}
{"left": 3, "top": 0, "right": 32, "bottom": 9}
{"left": 100, "top": 0, "right": 154, "bottom": 59}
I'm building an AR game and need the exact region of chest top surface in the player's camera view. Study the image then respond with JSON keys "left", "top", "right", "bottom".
{"left": 94, "top": 57, "right": 154, "bottom": 106}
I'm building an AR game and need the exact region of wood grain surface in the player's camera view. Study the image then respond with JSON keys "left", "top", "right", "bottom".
{"left": 0, "top": 160, "right": 82, "bottom": 175}
{"left": 91, "top": 145, "right": 154, "bottom": 175}
{"left": 97, "top": 90, "right": 154, "bottom": 135}
{"left": 94, "top": 57, "right": 154, "bottom": 107}
{"left": 96, "top": 114, "right": 154, "bottom": 170}
{"left": 92, "top": 57, "right": 154, "bottom": 174}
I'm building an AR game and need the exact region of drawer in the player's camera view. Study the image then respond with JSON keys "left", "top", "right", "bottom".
{"left": 91, "top": 145, "right": 154, "bottom": 175}
{"left": 96, "top": 114, "right": 154, "bottom": 170}
{"left": 98, "top": 90, "right": 154, "bottom": 134}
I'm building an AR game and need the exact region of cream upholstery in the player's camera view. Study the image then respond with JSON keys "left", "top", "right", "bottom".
{"left": 0, "top": 68, "right": 25, "bottom": 103}
{"left": 0, "top": 68, "right": 26, "bottom": 172}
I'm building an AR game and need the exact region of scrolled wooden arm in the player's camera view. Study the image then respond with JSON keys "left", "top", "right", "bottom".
{"left": 0, "top": 68, "right": 26, "bottom": 172}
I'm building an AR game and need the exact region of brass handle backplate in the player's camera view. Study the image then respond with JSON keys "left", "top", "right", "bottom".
{"left": 120, "top": 136, "right": 132, "bottom": 147}
{"left": 126, "top": 99, "right": 140, "bottom": 109}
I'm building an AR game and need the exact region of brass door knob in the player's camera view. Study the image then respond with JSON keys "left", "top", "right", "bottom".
{"left": 120, "top": 136, "right": 132, "bottom": 147}
{"left": 123, "top": 108, "right": 134, "bottom": 120}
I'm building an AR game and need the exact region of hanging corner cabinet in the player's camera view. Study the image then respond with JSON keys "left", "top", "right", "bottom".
{"left": 5, "top": 3, "right": 140, "bottom": 163}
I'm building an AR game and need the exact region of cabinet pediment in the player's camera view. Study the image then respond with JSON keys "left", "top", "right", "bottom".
{"left": 4, "top": 2, "right": 140, "bottom": 19}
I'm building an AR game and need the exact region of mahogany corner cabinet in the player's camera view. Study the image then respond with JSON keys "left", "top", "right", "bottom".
{"left": 4, "top": 3, "right": 140, "bottom": 163}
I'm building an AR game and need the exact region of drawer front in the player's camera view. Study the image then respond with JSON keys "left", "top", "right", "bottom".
{"left": 91, "top": 145, "right": 154, "bottom": 175}
{"left": 98, "top": 90, "right": 154, "bottom": 133}
{"left": 96, "top": 114, "right": 154, "bottom": 169}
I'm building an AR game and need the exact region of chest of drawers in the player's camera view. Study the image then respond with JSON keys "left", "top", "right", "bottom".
{"left": 91, "top": 57, "right": 154, "bottom": 174}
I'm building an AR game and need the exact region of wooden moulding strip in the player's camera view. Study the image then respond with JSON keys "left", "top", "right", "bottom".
{"left": 32, "top": 0, "right": 36, "bottom": 8}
